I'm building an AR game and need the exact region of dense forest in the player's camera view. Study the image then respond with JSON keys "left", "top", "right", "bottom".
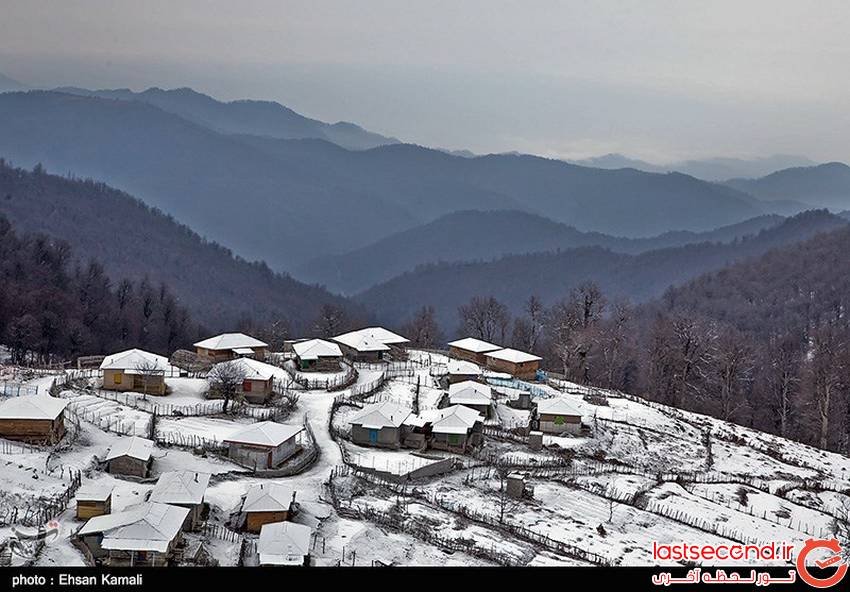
{"left": 0, "top": 214, "right": 202, "bottom": 363}
{"left": 422, "top": 223, "right": 850, "bottom": 454}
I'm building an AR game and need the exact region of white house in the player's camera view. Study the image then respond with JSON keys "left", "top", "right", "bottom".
{"left": 446, "top": 359, "right": 482, "bottom": 384}
{"left": 148, "top": 470, "right": 211, "bottom": 530}
{"left": 348, "top": 401, "right": 412, "bottom": 448}
{"left": 447, "top": 380, "right": 493, "bottom": 417}
{"left": 258, "top": 521, "right": 312, "bottom": 566}
{"left": 104, "top": 436, "right": 155, "bottom": 478}
{"left": 536, "top": 397, "right": 583, "bottom": 435}
{"left": 422, "top": 405, "right": 484, "bottom": 453}
{"left": 333, "top": 327, "right": 409, "bottom": 362}
{"left": 223, "top": 422, "right": 304, "bottom": 469}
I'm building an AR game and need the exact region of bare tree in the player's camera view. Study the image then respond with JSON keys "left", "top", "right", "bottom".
{"left": 208, "top": 361, "right": 247, "bottom": 414}
{"left": 808, "top": 324, "right": 847, "bottom": 449}
{"left": 134, "top": 358, "right": 166, "bottom": 401}
{"left": 313, "top": 303, "right": 348, "bottom": 338}
{"left": 403, "top": 306, "right": 443, "bottom": 348}
{"left": 762, "top": 332, "right": 802, "bottom": 438}
{"left": 457, "top": 296, "right": 510, "bottom": 343}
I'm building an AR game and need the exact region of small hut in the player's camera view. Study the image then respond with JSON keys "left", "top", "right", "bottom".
{"left": 148, "top": 470, "right": 210, "bottom": 531}
{"left": 105, "top": 436, "right": 155, "bottom": 478}
{"left": 535, "top": 398, "right": 583, "bottom": 435}
{"left": 348, "top": 402, "right": 412, "bottom": 449}
{"left": 194, "top": 333, "right": 269, "bottom": 363}
{"left": 292, "top": 339, "right": 344, "bottom": 372}
{"left": 258, "top": 521, "right": 312, "bottom": 566}
{"left": 484, "top": 348, "right": 542, "bottom": 380}
{"left": 447, "top": 338, "right": 502, "bottom": 365}
{"left": 99, "top": 349, "right": 169, "bottom": 396}
{"left": 0, "top": 395, "right": 68, "bottom": 444}
{"left": 242, "top": 482, "right": 296, "bottom": 533}
{"left": 447, "top": 380, "right": 493, "bottom": 417}
{"left": 223, "top": 422, "right": 304, "bottom": 470}
{"left": 75, "top": 484, "right": 113, "bottom": 520}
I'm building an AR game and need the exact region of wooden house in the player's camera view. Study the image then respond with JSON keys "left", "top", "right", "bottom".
{"left": 223, "top": 422, "right": 303, "bottom": 470}
{"left": 536, "top": 397, "right": 583, "bottom": 435}
{"left": 0, "top": 395, "right": 68, "bottom": 444}
{"left": 242, "top": 482, "right": 296, "bottom": 533}
{"left": 105, "top": 436, "right": 155, "bottom": 478}
{"left": 75, "top": 484, "right": 113, "bottom": 520}
{"left": 446, "top": 360, "right": 482, "bottom": 384}
{"left": 333, "top": 327, "right": 409, "bottom": 362}
{"left": 99, "top": 349, "right": 169, "bottom": 396}
{"left": 484, "top": 348, "right": 542, "bottom": 380}
{"left": 194, "top": 333, "right": 269, "bottom": 363}
{"left": 211, "top": 358, "right": 278, "bottom": 404}
{"left": 348, "top": 402, "right": 412, "bottom": 449}
{"left": 447, "top": 380, "right": 493, "bottom": 418}
{"left": 148, "top": 471, "right": 210, "bottom": 531}
{"left": 258, "top": 521, "right": 312, "bottom": 566}
{"left": 292, "top": 339, "right": 344, "bottom": 372}
{"left": 76, "top": 502, "right": 188, "bottom": 566}
{"left": 422, "top": 405, "right": 484, "bottom": 453}
{"left": 447, "top": 338, "right": 502, "bottom": 365}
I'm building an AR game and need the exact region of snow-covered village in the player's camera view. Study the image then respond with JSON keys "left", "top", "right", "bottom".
{"left": 0, "top": 328, "right": 848, "bottom": 571}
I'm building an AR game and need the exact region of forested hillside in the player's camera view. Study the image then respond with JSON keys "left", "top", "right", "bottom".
{"left": 0, "top": 161, "right": 360, "bottom": 332}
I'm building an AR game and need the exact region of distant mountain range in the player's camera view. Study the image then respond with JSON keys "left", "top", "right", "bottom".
{"left": 0, "top": 72, "right": 25, "bottom": 92}
{"left": 723, "top": 162, "right": 850, "bottom": 211}
{"left": 0, "top": 161, "right": 359, "bottom": 332}
{"left": 0, "top": 90, "right": 773, "bottom": 270}
{"left": 572, "top": 153, "right": 817, "bottom": 181}
{"left": 295, "top": 209, "right": 784, "bottom": 294}
{"left": 356, "top": 210, "right": 849, "bottom": 331}
{"left": 53, "top": 86, "right": 400, "bottom": 151}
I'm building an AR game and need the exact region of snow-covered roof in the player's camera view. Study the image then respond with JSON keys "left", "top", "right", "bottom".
{"left": 148, "top": 470, "right": 210, "bottom": 506}
{"left": 359, "top": 327, "right": 409, "bottom": 345}
{"left": 332, "top": 330, "right": 391, "bottom": 353}
{"left": 447, "top": 360, "right": 482, "bottom": 376}
{"left": 448, "top": 381, "right": 492, "bottom": 406}
{"left": 537, "top": 397, "right": 582, "bottom": 417}
{"left": 292, "top": 338, "right": 343, "bottom": 360}
{"left": 78, "top": 502, "right": 188, "bottom": 553}
{"left": 485, "top": 348, "right": 542, "bottom": 364}
{"left": 194, "top": 333, "right": 268, "bottom": 351}
{"left": 242, "top": 482, "right": 295, "bottom": 513}
{"left": 224, "top": 421, "right": 303, "bottom": 447}
{"left": 349, "top": 401, "right": 411, "bottom": 430}
{"left": 75, "top": 483, "right": 114, "bottom": 502}
{"left": 0, "top": 395, "right": 68, "bottom": 420}
{"left": 215, "top": 357, "right": 277, "bottom": 381}
{"left": 105, "top": 436, "right": 155, "bottom": 462}
{"left": 448, "top": 337, "right": 502, "bottom": 353}
{"left": 100, "top": 349, "right": 169, "bottom": 373}
{"left": 258, "top": 521, "right": 312, "bottom": 566}
{"left": 422, "top": 405, "right": 483, "bottom": 434}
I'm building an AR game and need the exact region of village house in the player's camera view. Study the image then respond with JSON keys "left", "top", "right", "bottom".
{"left": 257, "top": 521, "right": 312, "bottom": 567}
{"left": 447, "top": 380, "right": 493, "bottom": 418}
{"left": 0, "top": 395, "right": 68, "bottom": 444}
{"left": 99, "top": 349, "right": 170, "bottom": 396}
{"left": 75, "top": 484, "right": 113, "bottom": 520}
{"left": 348, "top": 401, "right": 412, "bottom": 449}
{"left": 333, "top": 327, "right": 409, "bottom": 362}
{"left": 76, "top": 502, "right": 188, "bottom": 566}
{"left": 422, "top": 405, "right": 484, "bottom": 453}
{"left": 292, "top": 339, "right": 344, "bottom": 372}
{"left": 446, "top": 359, "right": 482, "bottom": 384}
{"left": 485, "top": 348, "right": 543, "bottom": 380}
{"left": 223, "top": 422, "right": 304, "bottom": 470}
{"left": 211, "top": 358, "right": 278, "bottom": 405}
{"left": 241, "top": 482, "right": 296, "bottom": 533}
{"left": 535, "top": 397, "right": 583, "bottom": 435}
{"left": 447, "top": 337, "right": 503, "bottom": 365}
{"left": 148, "top": 471, "right": 211, "bottom": 531}
{"left": 194, "top": 333, "right": 269, "bottom": 363}
{"left": 104, "top": 436, "right": 155, "bottom": 478}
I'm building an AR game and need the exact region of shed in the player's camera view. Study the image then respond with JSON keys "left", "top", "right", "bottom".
{"left": 536, "top": 397, "right": 583, "bottom": 435}
{"left": 332, "top": 330, "right": 390, "bottom": 362}
{"left": 348, "top": 401, "right": 412, "bottom": 449}
{"left": 148, "top": 470, "right": 211, "bottom": 531}
{"left": 105, "top": 436, "right": 155, "bottom": 478}
{"left": 242, "top": 482, "right": 296, "bottom": 533}
{"left": 446, "top": 360, "right": 482, "bottom": 384}
{"left": 447, "top": 380, "right": 493, "bottom": 417}
{"left": 99, "top": 349, "right": 170, "bottom": 396}
{"left": 422, "top": 405, "right": 484, "bottom": 453}
{"left": 223, "top": 422, "right": 303, "bottom": 469}
{"left": 0, "top": 395, "right": 68, "bottom": 444}
{"left": 75, "top": 484, "right": 113, "bottom": 520}
{"left": 484, "top": 348, "right": 542, "bottom": 380}
{"left": 194, "top": 333, "right": 269, "bottom": 363}
{"left": 447, "top": 338, "right": 502, "bottom": 365}
{"left": 258, "top": 521, "right": 312, "bottom": 566}
{"left": 76, "top": 502, "right": 188, "bottom": 566}
{"left": 211, "top": 358, "right": 278, "bottom": 404}
{"left": 292, "top": 339, "right": 344, "bottom": 372}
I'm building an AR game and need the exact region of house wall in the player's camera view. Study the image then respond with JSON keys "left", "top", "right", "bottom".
{"left": 538, "top": 413, "right": 582, "bottom": 435}
{"left": 448, "top": 346, "right": 490, "bottom": 366}
{"left": 241, "top": 378, "right": 273, "bottom": 404}
{"left": 448, "top": 373, "right": 479, "bottom": 384}
{"left": 246, "top": 510, "right": 289, "bottom": 533}
{"left": 430, "top": 431, "right": 470, "bottom": 453}
{"left": 339, "top": 345, "right": 383, "bottom": 363}
{"left": 106, "top": 456, "right": 151, "bottom": 478}
{"left": 229, "top": 438, "right": 298, "bottom": 469}
{"left": 296, "top": 356, "right": 342, "bottom": 372}
{"left": 102, "top": 369, "right": 166, "bottom": 396}
{"left": 0, "top": 416, "right": 64, "bottom": 444}
{"left": 486, "top": 357, "right": 540, "bottom": 380}
{"left": 350, "top": 425, "right": 401, "bottom": 448}
{"left": 197, "top": 346, "right": 268, "bottom": 363}
{"left": 76, "top": 498, "right": 111, "bottom": 520}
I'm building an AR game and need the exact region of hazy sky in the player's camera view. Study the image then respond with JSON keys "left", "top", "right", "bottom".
{"left": 2, "top": 0, "right": 849, "bottom": 162}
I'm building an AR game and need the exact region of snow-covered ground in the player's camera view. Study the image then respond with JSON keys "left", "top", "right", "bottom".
{"left": 3, "top": 354, "right": 849, "bottom": 567}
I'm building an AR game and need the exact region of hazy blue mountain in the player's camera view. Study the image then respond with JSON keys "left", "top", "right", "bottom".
{"left": 724, "top": 162, "right": 850, "bottom": 211}
{"left": 356, "top": 210, "right": 848, "bottom": 331}
{"left": 0, "top": 91, "right": 767, "bottom": 270}
{"left": 0, "top": 160, "right": 359, "bottom": 332}
{"left": 0, "top": 72, "right": 25, "bottom": 92}
{"left": 54, "top": 86, "right": 400, "bottom": 150}
{"left": 295, "top": 210, "right": 784, "bottom": 294}
{"left": 572, "top": 153, "right": 817, "bottom": 181}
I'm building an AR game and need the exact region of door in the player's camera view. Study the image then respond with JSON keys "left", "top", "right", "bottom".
{"left": 368, "top": 429, "right": 378, "bottom": 444}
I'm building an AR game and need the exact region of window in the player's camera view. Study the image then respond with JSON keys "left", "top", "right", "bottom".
{"left": 114, "top": 372, "right": 122, "bottom": 385}
{"left": 243, "top": 380, "right": 252, "bottom": 392}
{"left": 448, "top": 434, "right": 461, "bottom": 445}
{"left": 554, "top": 415, "right": 565, "bottom": 425}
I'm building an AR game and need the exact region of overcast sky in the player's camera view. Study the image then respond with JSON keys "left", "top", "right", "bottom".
{"left": 2, "top": 0, "right": 849, "bottom": 162}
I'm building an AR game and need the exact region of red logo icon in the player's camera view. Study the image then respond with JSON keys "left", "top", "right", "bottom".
{"left": 796, "top": 538, "right": 848, "bottom": 588}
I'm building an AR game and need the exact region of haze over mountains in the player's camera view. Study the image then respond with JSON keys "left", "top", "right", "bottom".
{"left": 723, "top": 162, "right": 850, "bottom": 211}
